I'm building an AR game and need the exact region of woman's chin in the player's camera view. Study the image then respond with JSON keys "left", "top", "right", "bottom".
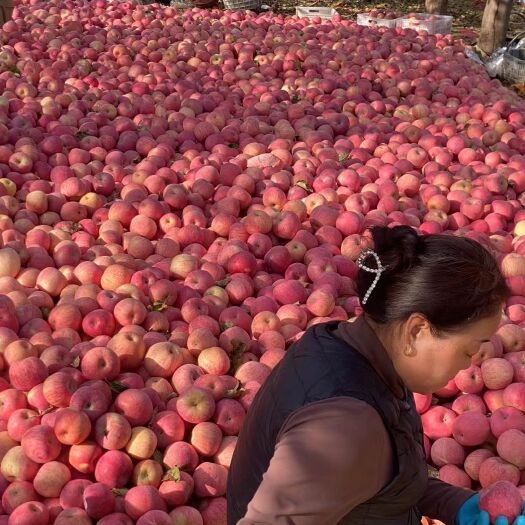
{"left": 412, "top": 382, "right": 441, "bottom": 395}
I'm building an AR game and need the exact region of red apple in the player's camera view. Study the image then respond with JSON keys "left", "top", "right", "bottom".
{"left": 21, "top": 425, "right": 62, "bottom": 464}
{"left": 54, "top": 408, "right": 92, "bottom": 445}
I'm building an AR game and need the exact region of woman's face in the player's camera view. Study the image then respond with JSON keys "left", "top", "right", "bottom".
{"left": 393, "top": 311, "right": 502, "bottom": 395}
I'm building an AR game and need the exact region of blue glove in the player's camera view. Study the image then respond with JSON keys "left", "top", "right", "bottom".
{"left": 456, "top": 494, "right": 525, "bottom": 525}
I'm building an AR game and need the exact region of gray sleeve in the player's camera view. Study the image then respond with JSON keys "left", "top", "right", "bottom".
{"left": 237, "top": 396, "right": 393, "bottom": 525}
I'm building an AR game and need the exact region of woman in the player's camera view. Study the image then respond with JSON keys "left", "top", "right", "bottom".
{"left": 227, "top": 225, "right": 525, "bottom": 525}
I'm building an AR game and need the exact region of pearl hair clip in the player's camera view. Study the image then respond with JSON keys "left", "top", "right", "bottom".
{"left": 356, "top": 249, "right": 387, "bottom": 305}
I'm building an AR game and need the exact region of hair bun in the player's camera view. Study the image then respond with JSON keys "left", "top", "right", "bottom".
{"left": 371, "top": 225, "right": 420, "bottom": 271}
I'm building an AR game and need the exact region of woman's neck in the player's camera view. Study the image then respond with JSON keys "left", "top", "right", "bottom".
{"left": 363, "top": 316, "right": 400, "bottom": 363}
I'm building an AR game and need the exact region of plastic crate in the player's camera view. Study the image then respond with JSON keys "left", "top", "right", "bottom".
{"left": 397, "top": 13, "right": 452, "bottom": 34}
{"left": 295, "top": 6, "right": 338, "bottom": 19}
{"left": 357, "top": 13, "right": 401, "bottom": 29}
{"left": 223, "top": 0, "right": 260, "bottom": 10}
{"left": 501, "top": 32, "right": 525, "bottom": 84}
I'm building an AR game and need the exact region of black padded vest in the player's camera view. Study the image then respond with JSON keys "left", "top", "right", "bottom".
{"left": 227, "top": 321, "right": 429, "bottom": 524}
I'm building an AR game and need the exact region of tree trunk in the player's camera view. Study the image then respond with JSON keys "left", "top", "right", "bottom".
{"left": 478, "top": 0, "right": 514, "bottom": 55}
{"left": 425, "top": 0, "right": 448, "bottom": 14}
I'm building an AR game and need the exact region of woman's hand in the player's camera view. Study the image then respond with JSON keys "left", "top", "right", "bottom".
{"left": 456, "top": 494, "right": 525, "bottom": 525}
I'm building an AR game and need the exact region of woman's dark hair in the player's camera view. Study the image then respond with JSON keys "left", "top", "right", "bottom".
{"left": 357, "top": 226, "right": 510, "bottom": 333}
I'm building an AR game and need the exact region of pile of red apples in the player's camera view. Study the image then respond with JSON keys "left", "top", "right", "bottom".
{"left": 0, "top": 0, "right": 524, "bottom": 523}
{"left": 363, "top": 10, "right": 403, "bottom": 20}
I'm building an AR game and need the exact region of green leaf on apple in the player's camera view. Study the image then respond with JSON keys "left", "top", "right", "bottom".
{"left": 220, "top": 321, "right": 234, "bottom": 332}
{"left": 112, "top": 488, "right": 129, "bottom": 496}
{"left": 153, "top": 449, "right": 164, "bottom": 465}
{"left": 107, "top": 380, "right": 128, "bottom": 393}
{"left": 231, "top": 340, "right": 246, "bottom": 355}
{"left": 295, "top": 180, "right": 313, "bottom": 193}
{"left": 228, "top": 341, "right": 247, "bottom": 375}
{"left": 163, "top": 466, "right": 181, "bottom": 482}
{"left": 216, "top": 277, "right": 231, "bottom": 288}
{"left": 75, "top": 131, "right": 92, "bottom": 140}
{"left": 427, "top": 465, "right": 439, "bottom": 479}
{"left": 148, "top": 301, "right": 168, "bottom": 312}
{"left": 225, "top": 380, "right": 246, "bottom": 399}
{"left": 39, "top": 406, "right": 55, "bottom": 416}
{"left": 105, "top": 191, "right": 119, "bottom": 204}
{"left": 7, "top": 65, "right": 20, "bottom": 76}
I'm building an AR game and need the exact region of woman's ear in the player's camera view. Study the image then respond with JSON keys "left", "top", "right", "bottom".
{"left": 404, "top": 313, "right": 430, "bottom": 349}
